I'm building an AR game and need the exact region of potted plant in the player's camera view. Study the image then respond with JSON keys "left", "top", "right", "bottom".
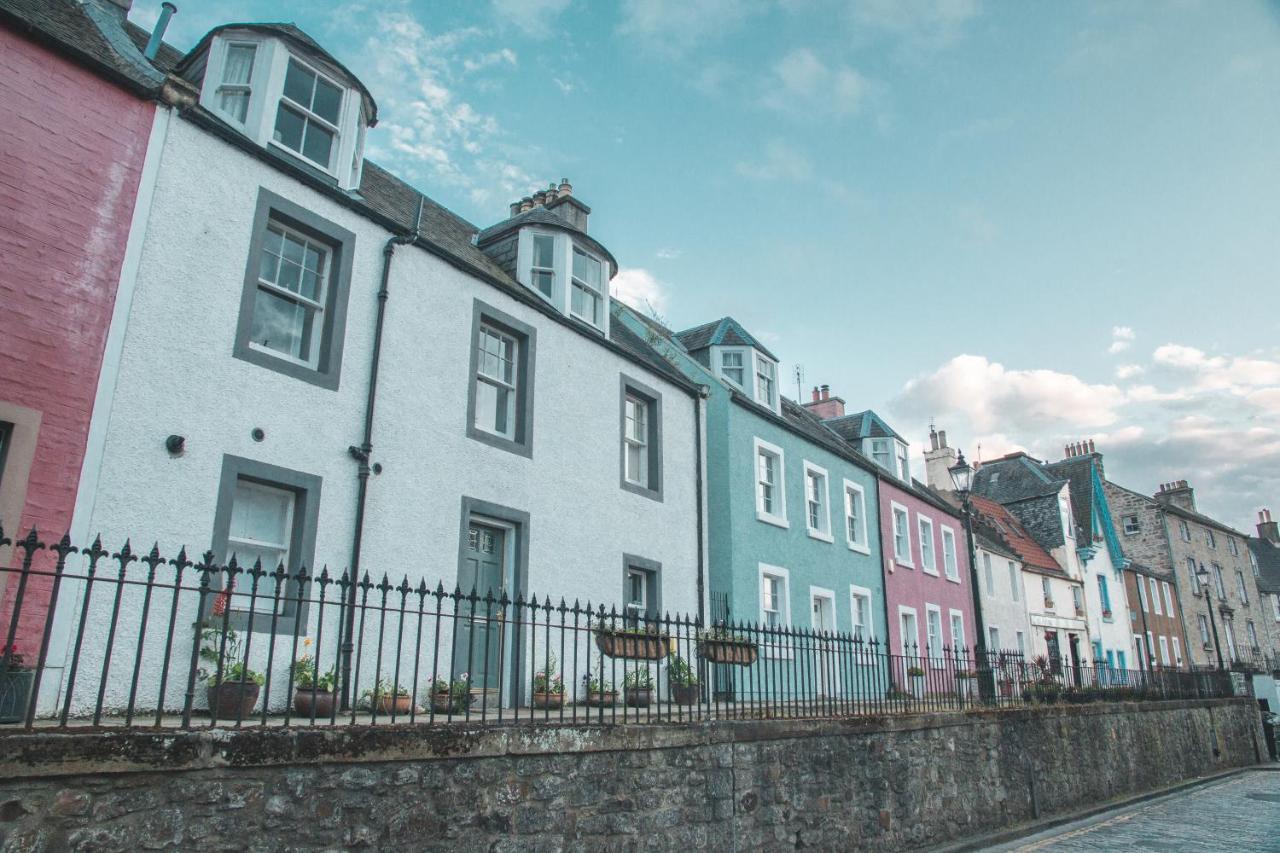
{"left": 199, "top": 629, "right": 264, "bottom": 718}
{"left": 585, "top": 676, "right": 617, "bottom": 707}
{"left": 532, "top": 652, "right": 565, "bottom": 709}
{"left": 291, "top": 640, "right": 336, "bottom": 718}
{"left": 594, "top": 623, "right": 670, "bottom": 661}
{"left": 667, "top": 654, "right": 699, "bottom": 705}
{"left": 428, "top": 674, "right": 471, "bottom": 714}
{"left": 366, "top": 678, "right": 412, "bottom": 714}
{"left": 623, "top": 667, "right": 654, "bottom": 706}
{"left": 906, "top": 665, "right": 925, "bottom": 697}
{"left": 697, "top": 628, "right": 758, "bottom": 666}
{"left": 0, "top": 644, "right": 34, "bottom": 724}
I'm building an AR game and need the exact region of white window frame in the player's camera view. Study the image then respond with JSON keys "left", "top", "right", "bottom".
{"left": 226, "top": 479, "right": 296, "bottom": 614}
{"left": 849, "top": 584, "right": 874, "bottom": 642}
{"left": 1136, "top": 577, "right": 1147, "bottom": 611}
{"left": 949, "top": 609, "right": 965, "bottom": 655}
{"left": 898, "top": 605, "right": 920, "bottom": 659}
{"left": 528, "top": 231, "right": 558, "bottom": 302}
{"left": 622, "top": 393, "right": 649, "bottom": 487}
{"left": 753, "top": 437, "right": 788, "bottom": 528}
{"left": 941, "top": 525, "right": 960, "bottom": 582}
{"left": 569, "top": 245, "right": 606, "bottom": 329}
{"left": 843, "top": 480, "right": 869, "bottom": 554}
{"left": 891, "top": 502, "right": 913, "bottom": 567}
{"left": 272, "top": 53, "right": 346, "bottom": 174}
{"left": 1179, "top": 520, "right": 1191, "bottom": 542}
{"left": 759, "top": 563, "right": 792, "bottom": 658}
{"left": 625, "top": 566, "right": 648, "bottom": 620}
{"left": 1161, "top": 581, "right": 1174, "bottom": 616}
{"left": 1213, "top": 563, "right": 1226, "bottom": 598}
{"left": 1008, "top": 561, "right": 1020, "bottom": 602}
{"left": 1015, "top": 630, "right": 1025, "bottom": 656}
{"left": 1122, "top": 515, "right": 1140, "bottom": 535}
{"left": 925, "top": 604, "right": 944, "bottom": 661}
{"left": 918, "top": 515, "right": 938, "bottom": 575}
{"left": 1187, "top": 557, "right": 1201, "bottom": 594}
{"left": 803, "top": 461, "right": 833, "bottom": 543}
{"left": 1149, "top": 577, "right": 1162, "bottom": 615}
{"left": 214, "top": 41, "right": 259, "bottom": 125}
{"left": 1171, "top": 636, "right": 1183, "bottom": 667}
{"left": 1042, "top": 576, "right": 1053, "bottom": 609}
{"left": 716, "top": 346, "right": 748, "bottom": 390}
{"left": 1158, "top": 635, "right": 1171, "bottom": 667}
{"left": 810, "top": 586, "right": 837, "bottom": 634}
{"left": 1235, "top": 570, "right": 1249, "bottom": 605}
{"left": 1228, "top": 537, "right": 1239, "bottom": 557}
{"left": 988, "top": 625, "right": 1000, "bottom": 651}
{"left": 753, "top": 353, "right": 779, "bottom": 412}
{"left": 1246, "top": 620, "right": 1259, "bottom": 650}
{"left": 1206, "top": 528, "right": 1216, "bottom": 549}
{"left": 248, "top": 220, "right": 332, "bottom": 369}
{"left": 982, "top": 552, "right": 993, "bottom": 595}
{"left": 474, "top": 322, "right": 520, "bottom": 441}
{"left": 870, "top": 439, "right": 892, "bottom": 472}
{"left": 895, "top": 441, "right": 910, "bottom": 481}
{"left": 1197, "top": 614, "right": 1211, "bottom": 647}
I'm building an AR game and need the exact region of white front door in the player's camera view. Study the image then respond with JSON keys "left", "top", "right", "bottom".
{"left": 811, "top": 590, "right": 836, "bottom": 696}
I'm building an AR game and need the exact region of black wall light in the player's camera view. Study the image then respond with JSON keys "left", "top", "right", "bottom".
{"left": 165, "top": 434, "right": 185, "bottom": 456}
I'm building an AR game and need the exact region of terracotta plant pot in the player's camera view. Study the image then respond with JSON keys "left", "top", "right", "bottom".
{"left": 376, "top": 693, "right": 413, "bottom": 714}
{"left": 670, "top": 684, "right": 699, "bottom": 705}
{"left": 532, "top": 691, "right": 564, "bottom": 710}
{"left": 595, "top": 631, "right": 670, "bottom": 661}
{"left": 697, "top": 639, "right": 758, "bottom": 666}
{"left": 586, "top": 690, "right": 618, "bottom": 707}
{"left": 292, "top": 688, "right": 335, "bottom": 719}
{"left": 624, "top": 687, "right": 652, "bottom": 707}
{"left": 207, "top": 681, "right": 260, "bottom": 719}
{"left": 431, "top": 692, "right": 468, "bottom": 714}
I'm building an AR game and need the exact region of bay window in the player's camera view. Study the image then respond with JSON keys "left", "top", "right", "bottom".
{"left": 530, "top": 234, "right": 556, "bottom": 299}
{"left": 570, "top": 247, "right": 604, "bottom": 326}
{"left": 754, "top": 354, "right": 778, "bottom": 410}
{"left": 216, "top": 43, "right": 256, "bottom": 123}
{"left": 274, "top": 57, "right": 343, "bottom": 170}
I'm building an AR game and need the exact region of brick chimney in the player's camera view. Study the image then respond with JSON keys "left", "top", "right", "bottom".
{"left": 1154, "top": 480, "right": 1196, "bottom": 513}
{"left": 1063, "top": 438, "right": 1104, "bottom": 479}
{"left": 1258, "top": 509, "right": 1279, "bottom": 544}
{"left": 802, "top": 384, "right": 846, "bottom": 420}
{"left": 508, "top": 178, "right": 590, "bottom": 231}
{"left": 924, "top": 425, "right": 959, "bottom": 491}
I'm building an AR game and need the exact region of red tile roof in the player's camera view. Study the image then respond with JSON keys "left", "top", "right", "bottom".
{"left": 969, "top": 494, "right": 1067, "bottom": 577}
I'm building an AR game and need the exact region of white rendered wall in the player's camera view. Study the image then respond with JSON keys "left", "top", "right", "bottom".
{"left": 52, "top": 117, "right": 701, "bottom": 715}
{"left": 976, "top": 547, "right": 1033, "bottom": 654}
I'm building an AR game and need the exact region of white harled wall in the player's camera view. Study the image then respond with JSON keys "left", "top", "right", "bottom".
{"left": 49, "top": 113, "right": 702, "bottom": 714}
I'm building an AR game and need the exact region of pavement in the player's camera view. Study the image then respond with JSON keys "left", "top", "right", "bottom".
{"left": 983, "top": 769, "right": 1280, "bottom": 851}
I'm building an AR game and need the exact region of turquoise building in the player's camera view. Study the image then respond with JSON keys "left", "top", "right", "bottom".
{"left": 614, "top": 306, "right": 887, "bottom": 699}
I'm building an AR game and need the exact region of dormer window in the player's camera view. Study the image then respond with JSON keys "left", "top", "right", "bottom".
{"left": 570, "top": 247, "right": 604, "bottom": 326}
{"left": 194, "top": 32, "right": 373, "bottom": 190}
{"left": 216, "top": 43, "right": 256, "bottom": 122}
{"left": 511, "top": 229, "right": 609, "bottom": 331}
{"left": 531, "top": 235, "right": 556, "bottom": 299}
{"left": 274, "top": 58, "right": 343, "bottom": 170}
{"left": 720, "top": 350, "right": 746, "bottom": 387}
{"left": 754, "top": 354, "right": 778, "bottom": 410}
{"left": 871, "top": 439, "right": 891, "bottom": 471}
{"left": 895, "top": 442, "right": 910, "bottom": 481}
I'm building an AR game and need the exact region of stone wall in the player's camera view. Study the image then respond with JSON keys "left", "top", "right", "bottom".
{"left": 0, "top": 699, "right": 1264, "bottom": 851}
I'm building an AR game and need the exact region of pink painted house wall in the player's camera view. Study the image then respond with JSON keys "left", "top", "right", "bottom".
{"left": 0, "top": 25, "right": 154, "bottom": 650}
{"left": 878, "top": 478, "right": 977, "bottom": 663}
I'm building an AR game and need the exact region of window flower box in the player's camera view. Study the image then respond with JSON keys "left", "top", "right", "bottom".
{"left": 594, "top": 627, "right": 669, "bottom": 661}
{"left": 697, "top": 633, "right": 759, "bottom": 666}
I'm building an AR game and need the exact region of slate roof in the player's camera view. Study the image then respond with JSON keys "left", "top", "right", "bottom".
{"left": 1155, "top": 499, "right": 1249, "bottom": 539}
{"left": 0, "top": 0, "right": 165, "bottom": 93}
{"left": 1042, "top": 456, "right": 1095, "bottom": 541}
{"left": 973, "top": 453, "right": 1065, "bottom": 504}
{"left": 474, "top": 206, "right": 617, "bottom": 275}
{"left": 968, "top": 494, "right": 1067, "bottom": 577}
{"left": 1247, "top": 538, "right": 1280, "bottom": 595}
{"left": 673, "top": 318, "right": 778, "bottom": 362}
{"left": 823, "top": 410, "right": 903, "bottom": 443}
{"left": 123, "top": 18, "right": 182, "bottom": 70}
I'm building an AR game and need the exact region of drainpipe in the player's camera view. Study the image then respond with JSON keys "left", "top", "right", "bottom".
{"left": 338, "top": 200, "right": 422, "bottom": 710}
{"left": 694, "top": 387, "right": 708, "bottom": 624}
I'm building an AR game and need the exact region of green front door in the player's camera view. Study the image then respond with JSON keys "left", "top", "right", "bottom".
{"left": 456, "top": 522, "right": 507, "bottom": 690}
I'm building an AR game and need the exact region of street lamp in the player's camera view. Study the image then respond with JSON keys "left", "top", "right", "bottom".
{"left": 1195, "top": 565, "right": 1225, "bottom": 671}
{"left": 949, "top": 452, "right": 993, "bottom": 699}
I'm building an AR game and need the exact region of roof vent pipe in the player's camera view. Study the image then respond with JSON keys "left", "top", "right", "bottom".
{"left": 144, "top": 2, "right": 177, "bottom": 60}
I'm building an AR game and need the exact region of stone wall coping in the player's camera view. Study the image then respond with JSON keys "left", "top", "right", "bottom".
{"left": 0, "top": 698, "right": 1256, "bottom": 780}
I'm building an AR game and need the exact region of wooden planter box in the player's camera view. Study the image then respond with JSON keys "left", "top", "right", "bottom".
{"left": 595, "top": 631, "right": 669, "bottom": 661}
{"left": 698, "top": 638, "right": 758, "bottom": 666}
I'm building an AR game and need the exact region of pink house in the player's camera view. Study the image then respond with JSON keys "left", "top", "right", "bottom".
{"left": 0, "top": 0, "right": 163, "bottom": 651}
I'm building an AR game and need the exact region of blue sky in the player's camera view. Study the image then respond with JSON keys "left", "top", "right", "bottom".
{"left": 133, "top": 0, "right": 1280, "bottom": 531}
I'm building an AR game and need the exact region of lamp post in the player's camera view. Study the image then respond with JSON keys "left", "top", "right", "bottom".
{"left": 1195, "top": 565, "right": 1225, "bottom": 671}
{"left": 949, "top": 451, "right": 993, "bottom": 700}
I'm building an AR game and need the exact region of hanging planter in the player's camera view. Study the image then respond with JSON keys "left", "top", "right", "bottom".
{"left": 594, "top": 627, "right": 669, "bottom": 661}
{"left": 697, "top": 632, "right": 759, "bottom": 666}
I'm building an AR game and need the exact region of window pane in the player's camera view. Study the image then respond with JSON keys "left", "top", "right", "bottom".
{"left": 474, "top": 380, "right": 512, "bottom": 437}
{"left": 626, "top": 444, "right": 643, "bottom": 482}
{"left": 273, "top": 104, "right": 306, "bottom": 151}
{"left": 533, "top": 235, "right": 555, "bottom": 268}
{"left": 251, "top": 288, "right": 313, "bottom": 361}
{"left": 312, "top": 76, "right": 342, "bottom": 123}
{"left": 219, "top": 90, "right": 250, "bottom": 122}
{"left": 302, "top": 122, "right": 335, "bottom": 168}
{"left": 283, "top": 59, "right": 314, "bottom": 107}
{"left": 532, "top": 270, "right": 553, "bottom": 298}
{"left": 223, "top": 45, "right": 256, "bottom": 85}
{"left": 572, "top": 249, "right": 601, "bottom": 289}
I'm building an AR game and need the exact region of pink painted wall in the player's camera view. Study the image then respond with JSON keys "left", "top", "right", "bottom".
{"left": 878, "top": 479, "right": 977, "bottom": 662}
{"left": 0, "top": 27, "right": 154, "bottom": 651}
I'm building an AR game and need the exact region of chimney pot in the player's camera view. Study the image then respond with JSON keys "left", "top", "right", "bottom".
{"left": 519, "top": 196, "right": 534, "bottom": 212}
{"left": 533, "top": 191, "right": 547, "bottom": 207}
{"left": 509, "top": 201, "right": 521, "bottom": 217}
{"left": 938, "top": 430, "right": 947, "bottom": 448}
{"left": 821, "top": 384, "right": 830, "bottom": 401}
{"left": 558, "top": 178, "right": 572, "bottom": 196}
{"left": 811, "top": 386, "right": 820, "bottom": 403}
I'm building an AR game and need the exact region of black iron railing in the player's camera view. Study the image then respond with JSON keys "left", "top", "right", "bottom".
{"left": 0, "top": 527, "right": 1238, "bottom": 730}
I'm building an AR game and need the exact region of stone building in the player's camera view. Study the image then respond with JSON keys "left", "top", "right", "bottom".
{"left": 1156, "top": 481, "right": 1267, "bottom": 670}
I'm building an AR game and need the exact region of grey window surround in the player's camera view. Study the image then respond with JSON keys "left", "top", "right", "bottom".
{"left": 233, "top": 187, "right": 356, "bottom": 391}
{"left": 466, "top": 299, "right": 537, "bottom": 458}
{"left": 619, "top": 373, "right": 663, "bottom": 502}
{"left": 622, "top": 553, "right": 662, "bottom": 619}
{"left": 210, "top": 454, "right": 323, "bottom": 634}
{"left": 457, "top": 496, "right": 531, "bottom": 704}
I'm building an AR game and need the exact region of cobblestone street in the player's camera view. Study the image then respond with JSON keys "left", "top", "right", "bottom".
{"left": 988, "top": 770, "right": 1280, "bottom": 851}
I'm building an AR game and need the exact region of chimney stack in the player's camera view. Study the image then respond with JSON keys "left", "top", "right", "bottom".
{"left": 923, "top": 424, "right": 959, "bottom": 491}
{"left": 519, "top": 196, "right": 534, "bottom": 213}
{"left": 1155, "top": 480, "right": 1196, "bottom": 513}
{"left": 507, "top": 179, "right": 589, "bottom": 230}
{"left": 1258, "top": 508, "right": 1279, "bottom": 544}
{"left": 800, "top": 383, "right": 845, "bottom": 420}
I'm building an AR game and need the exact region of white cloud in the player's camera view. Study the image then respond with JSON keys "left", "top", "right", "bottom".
{"left": 611, "top": 267, "right": 670, "bottom": 314}
{"left": 618, "top": 0, "right": 761, "bottom": 55}
{"left": 1115, "top": 364, "right": 1144, "bottom": 380}
{"left": 761, "top": 48, "right": 872, "bottom": 116}
{"left": 1108, "top": 325, "right": 1135, "bottom": 354}
{"left": 656, "top": 247, "right": 682, "bottom": 260}
{"left": 463, "top": 48, "right": 518, "bottom": 73}
{"left": 1151, "top": 344, "right": 1280, "bottom": 393}
{"left": 735, "top": 139, "right": 813, "bottom": 181}
{"left": 493, "top": 0, "right": 571, "bottom": 38}
{"left": 553, "top": 77, "right": 575, "bottom": 94}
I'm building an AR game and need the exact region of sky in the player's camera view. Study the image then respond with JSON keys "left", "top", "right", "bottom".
{"left": 130, "top": 0, "right": 1280, "bottom": 533}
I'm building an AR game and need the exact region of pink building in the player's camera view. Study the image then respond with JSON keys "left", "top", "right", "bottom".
{"left": 0, "top": 0, "right": 163, "bottom": 651}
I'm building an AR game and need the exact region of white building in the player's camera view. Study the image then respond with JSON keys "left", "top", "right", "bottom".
{"left": 45, "top": 21, "right": 705, "bottom": 714}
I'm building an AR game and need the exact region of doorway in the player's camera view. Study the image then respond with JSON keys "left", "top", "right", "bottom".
{"left": 810, "top": 588, "right": 837, "bottom": 697}
{"left": 455, "top": 519, "right": 513, "bottom": 701}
